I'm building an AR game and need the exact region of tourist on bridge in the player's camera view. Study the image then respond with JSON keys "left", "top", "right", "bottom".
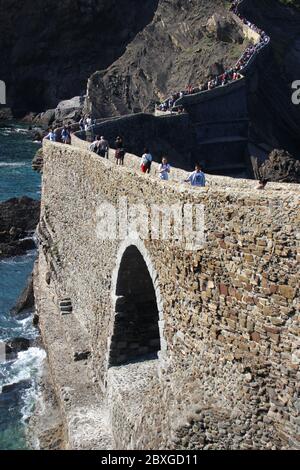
{"left": 141, "top": 148, "right": 153, "bottom": 174}
{"left": 45, "top": 129, "right": 56, "bottom": 142}
{"left": 185, "top": 164, "right": 206, "bottom": 187}
{"left": 115, "top": 136, "right": 125, "bottom": 166}
{"left": 85, "top": 115, "right": 92, "bottom": 131}
{"left": 79, "top": 116, "right": 85, "bottom": 131}
{"left": 98, "top": 136, "right": 109, "bottom": 159}
{"left": 158, "top": 157, "right": 171, "bottom": 181}
{"left": 61, "top": 125, "right": 71, "bottom": 144}
{"left": 90, "top": 135, "right": 101, "bottom": 153}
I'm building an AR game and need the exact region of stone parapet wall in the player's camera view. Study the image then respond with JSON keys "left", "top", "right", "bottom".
{"left": 38, "top": 139, "right": 299, "bottom": 449}
{"left": 74, "top": 112, "right": 193, "bottom": 170}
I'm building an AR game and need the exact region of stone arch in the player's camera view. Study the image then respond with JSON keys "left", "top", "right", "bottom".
{"left": 108, "top": 239, "right": 166, "bottom": 368}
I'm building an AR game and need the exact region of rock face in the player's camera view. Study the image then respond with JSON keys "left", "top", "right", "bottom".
{"left": 34, "top": 97, "right": 84, "bottom": 128}
{"left": 85, "top": 0, "right": 300, "bottom": 162}
{"left": 0, "top": 196, "right": 40, "bottom": 259}
{"left": 0, "top": 107, "right": 13, "bottom": 121}
{"left": 5, "top": 338, "right": 31, "bottom": 360}
{"left": 206, "top": 12, "right": 244, "bottom": 43}
{"left": 259, "top": 149, "right": 300, "bottom": 183}
{"left": 0, "top": 0, "right": 159, "bottom": 116}
{"left": 1, "top": 0, "right": 300, "bottom": 161}
{"left": 10, "top": 273, "right": 35, "bottom": 316}
{"left": 86, "top": 0, "right": 246, "bottom": 117}
{"left": 54, "top": 96, "right": 84, "bottom": 124}
{"left": 240, "top": 0, "right": 300, "bottom": 156}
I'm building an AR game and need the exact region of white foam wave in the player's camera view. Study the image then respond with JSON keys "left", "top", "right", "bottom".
{"left": 0, "top": 347, "right": 46, "bottom": 391}
{"left": 0, "top": 250, "right": 37, "bottom": 265}
{"left": 0, "top": 162, "right": 27, "bottom": 168}
{"left": 15, "top": 128, "right": 30, "bottom": 134}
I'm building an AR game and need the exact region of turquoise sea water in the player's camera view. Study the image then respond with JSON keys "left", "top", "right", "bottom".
{"left": 0, "top": 123, "right": 45, "bottom": 450}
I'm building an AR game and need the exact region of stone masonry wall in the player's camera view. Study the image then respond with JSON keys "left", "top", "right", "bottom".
{"left": 37, "top": 138, "right": 300, "bottom": 449}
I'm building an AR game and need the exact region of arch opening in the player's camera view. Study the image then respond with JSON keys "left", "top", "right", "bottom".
{"left": 109, "top": 245, "right": 161, "bottom": 367}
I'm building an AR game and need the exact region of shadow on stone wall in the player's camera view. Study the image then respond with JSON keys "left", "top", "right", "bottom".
{"left": 80, "top": 113, "right": 194, "bottom": 170}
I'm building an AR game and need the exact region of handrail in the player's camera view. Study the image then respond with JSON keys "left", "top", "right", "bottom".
{"left": 158, "top": 0, "right": 271, "bottom": 111}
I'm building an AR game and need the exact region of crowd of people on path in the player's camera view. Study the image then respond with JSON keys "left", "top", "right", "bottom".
{"left": 139, "top": 149, "right": 206, "bottom": 187}
{"left": 88, "top": 135, "right": 206, "bottom": 187}
{"left": 44, "top": 112, "right": 96, "bottom": 144}
{"left": 158, "top": 0, "right": 270, "bottom": 113}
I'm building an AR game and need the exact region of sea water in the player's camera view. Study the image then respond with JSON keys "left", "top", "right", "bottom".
{"left": 0, "top": 123, "right": 45, "bottom": 450}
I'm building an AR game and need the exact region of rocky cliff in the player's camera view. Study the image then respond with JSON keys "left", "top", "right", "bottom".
{"left": 240, "top": 0, "right": 300, "bottom": 156}
{"left": 1, "top": 0, "right": 300, "bottom": 159}
{"left": 86, "top": 0, "right": 246, "bottom": 117}
{"left": 0, "top": 0, "right": 158, "bottom": 115}
{"left": 85, "top": 0, "right": 300, "bottom": 158}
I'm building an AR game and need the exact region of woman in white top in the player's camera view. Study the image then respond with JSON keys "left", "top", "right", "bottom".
{"left": 159, "top": 157, "right": 171, "bottom": 181}
{"left": 141, "top": 148, "right": 153, "bottom": 174}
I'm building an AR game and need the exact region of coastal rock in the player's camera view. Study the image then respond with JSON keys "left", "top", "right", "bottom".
{"left": 259, "top": 149, "right": 300, "bottom": 183}
{"left": 1, "top": 379, "right": 31, "bottom": 395}
{"left": 33, "top": 109, "right": 55, "bottom": 129}
{"left": 10, "top": 273, "right": 35, "bottom": 316}
{"left": 5, "top": 338, "right": 31, "bottom": 360}
{"left": 30, "top": 128, "right": 44, "bottom": 142}
{"left": 54, "top": 96, "right": 84, "bottom": 124}
{"left": 0, "top": 196, "right": 40, "bottom": 260}
{"left": 20, "top": 112, "right": 37, "bottom": 124}
{"left": 0, "top": 0, "right": 159, "bottom": 115}
{"left": 0, "top": 107, "right": 13, "bottom": 121}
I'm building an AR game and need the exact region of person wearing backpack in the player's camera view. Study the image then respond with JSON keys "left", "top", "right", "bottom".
{"left": 141, "top": 148, "right": 153, "bottom": 174}
{"left": 90, "top": 135, "right": 101, "bottom": 154}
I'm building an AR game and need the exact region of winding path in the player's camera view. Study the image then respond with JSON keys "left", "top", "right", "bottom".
{"left": 158, "top": 0, "right": 271, "bottom": 112}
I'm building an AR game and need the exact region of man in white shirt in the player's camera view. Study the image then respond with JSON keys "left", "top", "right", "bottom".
{"left": 98, "top": 136, "right": 109, "bottom": 159}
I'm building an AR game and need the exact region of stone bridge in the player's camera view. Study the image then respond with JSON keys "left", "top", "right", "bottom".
{"left": 34, "top": 132, "right": 300, "bottom": 450}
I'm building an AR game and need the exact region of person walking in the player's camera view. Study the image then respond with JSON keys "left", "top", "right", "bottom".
{"left": 90, "top": 135, "right": 101, "bottom": 153}
{"left": 45, "top": 128, "right": 56, "bottom": 142}
{"left": 61, "top": 126, "right": 71, "bottom": 144}
{"left": 141, "top": 148, "right": 153, "bottom": 174}
{"left": 158, "top": 157, "right": 171, "bottom": 181}
{"left": 98, "top": 136, "right": 109, "bottom": 159}
{"left": 115, "top": 136, "right": 125, "bottom": 166}
{"left": 185, "top": 164, "right": 206, "bottom": 187}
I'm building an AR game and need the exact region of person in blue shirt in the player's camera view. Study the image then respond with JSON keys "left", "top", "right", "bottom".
{"left": 45, "top": 129, "right": 56, "bottom": 142}
{"left": 185, "top": 164, "right": 206, "bottom": 187}
{"left": 61, "top": 126, "right": 71, "bottom": 144}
